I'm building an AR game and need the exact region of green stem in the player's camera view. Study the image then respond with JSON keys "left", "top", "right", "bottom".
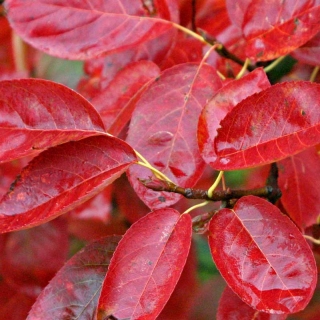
{"left": 263, "top": 56, "right": 286, "bottom": 73}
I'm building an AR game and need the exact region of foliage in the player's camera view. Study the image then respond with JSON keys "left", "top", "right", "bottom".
{"left": 1, "top": 0, "right": 320, "bottom": 319}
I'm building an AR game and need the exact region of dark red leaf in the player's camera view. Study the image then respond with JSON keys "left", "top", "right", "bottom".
{"left": 211, "top": 81, "right": 320, "bottom": 170}
{"left": 217, "top": 285, "right": 288, "bottom": 320}
{"left": 97, "top": 208, "right": 192, "bottom": 320}
{"left": 6, "top": 0, "right": 176, "bottom": 60}
{"left": 198, "top": 68, "right": 270, "bottom": 166}
{"left": 27, "top": 235, "right": 121, "bottom": 320}
{"left": 0, "top": 218, "right": 68, "bottom": 297}
{"left": 208, "top": 196, "right": 317, "bottom": 314}
{"left": 0, "top": 281, "right": 35, "bottom": 320}
{"left": 188, "top": 274, "right": 226, "bottom": 320}
{"left": 195, "top": 0, "right": 247, "bottom": 76}
{"left": 278, "top": 146, "right": 320, "bottom": 230}
{"left": 0, "top": 79, "right": 105, "bottom": 163}
{"left": 291, "top": 31, "right": 320, "bottom": 66}
{"left": 113, "top": 174, "right": 150, "bottom": 224}
{"left": 227, "top": 0, "right": 320, "bottom": 61}
{"left": 0, "top": 17, "right": 15, "bottom": 72}
{"left": 91, "top": 60, "right": 160, "bottom": 136}
{"left": 0, "top": 135, "right": 137, "bottom": 233}
{"left": 127, "top": 62, "right": 222, "bottom": 209}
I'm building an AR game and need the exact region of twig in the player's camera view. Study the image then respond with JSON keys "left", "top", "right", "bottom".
{"left": 139, "top": 177, "right": 282, "bottom": 203}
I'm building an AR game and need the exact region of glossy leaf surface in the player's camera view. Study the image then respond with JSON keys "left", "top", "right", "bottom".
{"left": 211, "top": 81, "right": 320, "bottom": 170}
{"left": 127, "top": 62, "right": 222, "bottom": 209}
{"left": 0, "top": 79, "right": 105, "bottom": 163}
{"left": 278, "top": 146, "right": 320, "bottom": 230}
{"left": 227, "top": 0, "right": 320, "bottom": 60}
{"left": 6, "top": 0, "right": 175, "bottom": 60}
{"left": 208, "top": 196, "right": 317, "bottom": 314}
{"left": 97, "top": 208, "right": 192, "bottom": 320}
{"left": 27, "top": 235, "right": 121, "bottom": 319}
{"left": 0, "top": 135, "right": 137, "bottom": 233}
{"left": 217, "top": 286, "right": 288, "bottom": 320}
{"left": 198, "top": 68, "right": 270, "bottom": 166}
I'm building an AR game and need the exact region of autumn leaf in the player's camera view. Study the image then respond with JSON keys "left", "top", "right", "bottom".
{"left": 5, "top": 0, "right": 177, "bottom": 59}
{"left": 0, "top": 135, "right": 137, "bottom": 233}
{"left": 0, "top": 79, "right": 105, "bottom": 163}
{"left": 27, "top": 235, "right": 121, "bottom": 320}
{"left": 127, "top": 62, "right": 222, "bottom": 209}
{"left": 211, "top": 81, "right": 320, "bottom": 170}
{"left": 97, "top": 208, "right": 192, "bottom": 320}
{"left": 198, "top": 67, "right": 270, "bottom": 166}
{"left": 208, "top": 196, "right": 317, "bottom": 314}
{"left": 278, "top": 146, "right": 320, "bottom": 230}
{"left": 226, "top": 0, "right": 320, "bottom": 60}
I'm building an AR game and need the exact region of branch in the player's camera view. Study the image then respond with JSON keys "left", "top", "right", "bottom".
{"left": 198, "top": 30, "right": 255, "bottom": 72}
{"left": 266, "top": 163, "right": 282, "bottom": 204}
{"left": 139, "top": 177, "right": 282, "bottom": 203}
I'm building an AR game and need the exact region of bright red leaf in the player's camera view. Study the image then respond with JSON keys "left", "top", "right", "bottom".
{"left": 27, "top": 235, "right": 121, "bottom": 320}
{"left": 0, "top": 135, "right": 137, "bottom": 233}
{"left": 198, "top": 67, "right": 270, "bottom": 166}
{"left": 5, "top": 0, "right": 177, "bottom": 60}
{"left": 127, "top": 62, "right": 222, "bottom": 209}
{"left": 226, "top": 0, "right": 320, "bottom": 61}
{"left": 91, "top": 60, "right": 160, "bottom": 136}
{"left": 278, "top": 146, "right": 320, "bottom": 230}
{"left": 211, "top": 81, "right": 320, "bottom": 171}
{"left": 97, "top": 208, "right": 192, "bottom": 320}
{"left": 208, "top": 196, "right": 317, "bottom": 314}
{"left": 0, "top": 79, "right": 105, "bottom": 163}
{"left": 217, "top": 285, "right": 288, "bottom": 320}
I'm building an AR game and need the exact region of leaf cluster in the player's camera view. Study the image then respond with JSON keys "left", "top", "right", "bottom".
{"left": 0, "top": 0, "right": 320, "bottom": 319}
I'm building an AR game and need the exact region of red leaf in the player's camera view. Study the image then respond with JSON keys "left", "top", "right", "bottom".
{"left": 113, "top": 174, "right": 150, "bottom": 224}
{"left": 97, "top": 208, "right": 192, "bottom": 320}
{"left": 0, "top": 17, "right": 15, "bottom": 72}
{"left": 0, "top": 157, "right": 30, "bottom": 198}
{"left": 0, "top": 281, "right": 35, "bottom": 320}
{"left": 0, "top": 218, "right": 68, "bottom": 297}
{"left": 0, "top": 79, "right": 105, "bottom": 163}
{"left": 188, "top": 274, "right": 226, "bottom": 319}
{"left": 217, "top": 285, "right": 288, "bottom": 320}
{"left": 160, "top": 37, "right": 203, "bottom": 70}
{"left": 278, "top": 146, "right": 320, "bottom": 230}
{"left": 91, "top": 60, "right": 160, "bottom": 136}
{"left": 68, "top": 186, "right": 112, "bottom": 223}
{"left": 6, "top": 0, "right": 176, "bottom": 60}
{"left": 0, "top": 135, "right": 137, "bottom": 233}
{"left": 198, "top": 68, "right": 270, "bottom": 166}
{"left": 157, "top": 243, "right": 198, "bottom": 320}
{"left": 208, "top": 196, "right": 317, "bottom": 314}
{"left": 227, "top": 0, "right": 320, "bottom": 61}
{"left": 127, "top": 62, "right": 222, "bottom": 209}
{"left": 211, "top": 81, "right": 320, "bottom": 170}
{"left": 291, "top": 31, "right": 320, "bottom": 66}
{"left": 27, "top": 235, "right": 121, "bottom": 320}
